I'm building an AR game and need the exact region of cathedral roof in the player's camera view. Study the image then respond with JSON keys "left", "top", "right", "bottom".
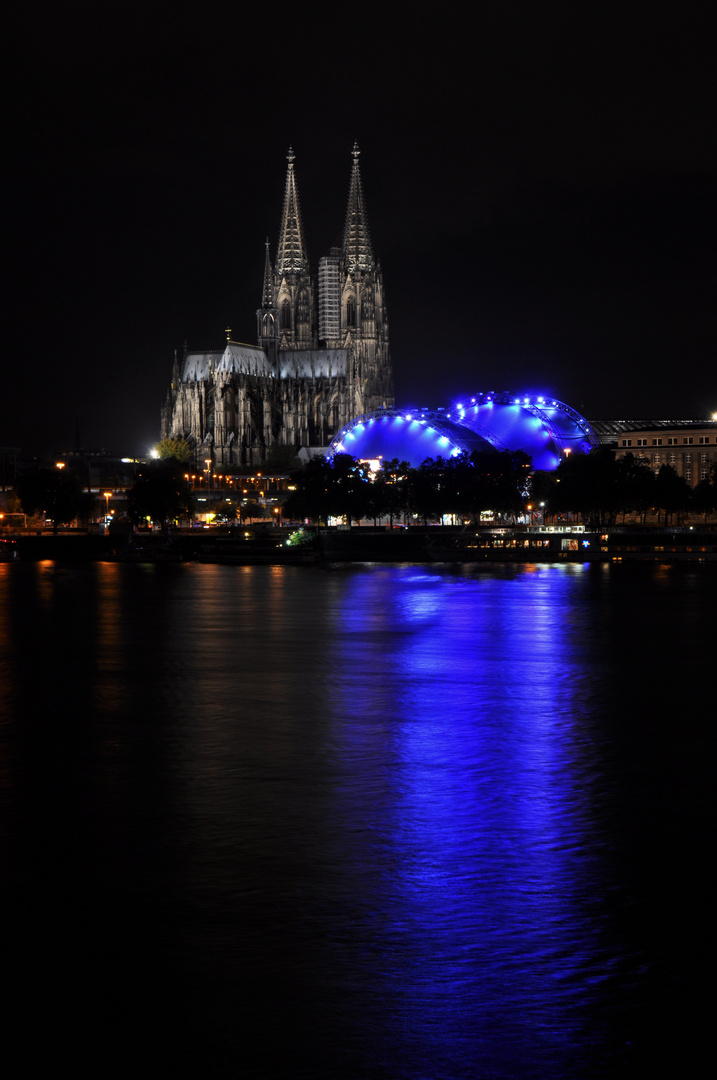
{"left": 182, "top": 344, "right": 273, "bottom": 381}
{"left": 218, "top": 343, "right": 275, "bottom": 376}
{"left": 182, "top": 344, "right": 350, "bottom": 381}
{"left": 278, "top": 349, "right": 348, "bottom": 378}
{"left": 182, "top": 350, "right": 224, "bottom": 381}
{"left": 343, "top": 142, "right": 374, "bottom": 272}
{"left": 275, "top": 147, "right": 308, "bottom": 277}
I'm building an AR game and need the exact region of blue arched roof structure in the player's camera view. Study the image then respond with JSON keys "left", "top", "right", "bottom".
{"left": 328, "top": 410, "right": 495, "bottom": 465}
{"left": 327, "top": 394, "right": 598, "bottom": 470}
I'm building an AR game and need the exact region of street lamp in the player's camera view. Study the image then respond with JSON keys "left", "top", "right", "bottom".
{"left": 205, "top": 459, "right": 213, "bottom": 523}
{"left": 102, "top": 491, "right": 112, "bottom": 525}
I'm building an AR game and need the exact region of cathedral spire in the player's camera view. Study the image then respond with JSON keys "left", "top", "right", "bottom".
{"left": 261, "top": 238, "right": 273, "bottom": 308}
{"left": 275, "top": 146, "right": 308, "bottom": 277}
{"left": 343, "top": 141, "right": 374, "bottom": 272}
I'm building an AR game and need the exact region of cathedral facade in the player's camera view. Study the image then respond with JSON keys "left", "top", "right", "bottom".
{"left": 161, "top": 145, "right": 394, "bottom": 466}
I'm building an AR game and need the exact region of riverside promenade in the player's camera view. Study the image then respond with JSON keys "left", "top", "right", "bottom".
{"left": 3, "top": 525, "right": 717, "bottom": 563}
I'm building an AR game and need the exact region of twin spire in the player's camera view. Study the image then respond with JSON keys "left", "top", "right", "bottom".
{"left": 274, "top": 146, "right": 308, "bottom": 277}
{"left": 343, "top": 141, "right": 374, "bottom": 272}
{"left": 272, "top": 142, "right": 374, "bottom": 281}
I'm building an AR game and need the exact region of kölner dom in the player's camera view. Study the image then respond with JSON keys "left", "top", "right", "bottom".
{"left": 161, "top": 144, "right": 598, "bottom": 469}
{"left": 161, "top": 144, "right": 394, "bottom": 466}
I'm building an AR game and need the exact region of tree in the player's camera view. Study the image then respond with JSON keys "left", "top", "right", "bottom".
{"left": 240, "top": 500, "right": 267, "bottom": 523}
{"left": 654, "top": 465, "right": 691, "bottom": 526}
{"left": 281, "top": 454, "right": 372, "bottom": 525}
{"left": 375, "top": 458, "right": 410, "bottom": 525}
{"left": 553, "top": 447, "right": 621, "bottom": 527}
{"left": 282, "top": 457, "right": 335, "bottom": 525}
{"left": 406, "top": 460, "right": 442, "bottom": 524}
{"left": 482, "top": 450, "right": 532, "bottom": 520}
{"left": 155, "top": 437, "right": 192, "bottom": 465}
{"left": 16, "top": 466, "right": 90, "bottom": 532}
{"left": 529, "top": 471, "right": 559, "bottom": 523}
{"left": 323, "top": 453, "right": 371, "bottom": 525}
{"left": 127, "top": 460, "right": 193, "bottom": 526}
{"left": 692, "top": 476, "right": 717, "bottom": 524}
{"left": 615, "top": 453, "right": 655, "bottom": 524}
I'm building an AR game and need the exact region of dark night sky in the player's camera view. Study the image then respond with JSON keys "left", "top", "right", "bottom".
{"left": 6, "top": 3, "right": 716, "bottom": 457}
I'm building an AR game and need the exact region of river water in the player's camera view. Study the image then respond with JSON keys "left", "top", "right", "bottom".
{"left": 1, "top": 560, "right": 714, "bottom": 1077}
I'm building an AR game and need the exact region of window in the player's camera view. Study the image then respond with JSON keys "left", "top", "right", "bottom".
{"left": 637, "top": 438, "right": 647, "bottom": 447}
{"left": 346, "top": 297, "right": 356, "bottom": 327}
{"left": 652, "top": 438, "right": 663, "bottom": 446}
{"left": 280, "top": 300, "right": 291, "bottom": 330}
{"left": 621, "top": 439, "right": 632, "bottom": 447}
{"left": 667, "top": 437, "right": 678, "bottom": 445}
{"left": 686, "top": 470, "right": 692, "bottom": 482}
{"left": 702, "top": 469, "right": 709, "bottom": 480}
{"left": 684, "top": 437, "right": 693, "bottom": 444}
{"left": 670, "top": 454, "right": 676, "bottom": 465}
{"left": 699, "top": 436, "right": 710, "bottom": 444}
{"left": 685, "top": 453, "right": 692, "bottom": 464}
{"left": 654, "top": 454, "right": 661, "bottom": 465}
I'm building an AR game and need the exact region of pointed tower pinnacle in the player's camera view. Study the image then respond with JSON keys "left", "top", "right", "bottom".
{"left": 343, "top": 141, "right": 374, "bottom": 272}
{"left": 275, "top": 146, "right": 308, "bottom": 277}
{"left": 261, "top": 238, "right": 273, "bottom": 308}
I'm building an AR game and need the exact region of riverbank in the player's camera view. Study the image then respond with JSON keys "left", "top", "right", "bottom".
{"left": 3, "top": 524, "right": 717, "bottom": 563}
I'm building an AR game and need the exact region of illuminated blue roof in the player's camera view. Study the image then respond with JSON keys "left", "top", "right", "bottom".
{"left": 327, "top": 410, "right": 494, "bottom": 466}
{"left": 327, "top": 395, "right": 598, "bottom": 470}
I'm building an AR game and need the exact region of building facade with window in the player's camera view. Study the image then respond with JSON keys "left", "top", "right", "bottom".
{"left": 591, "top": 419, "right": 717, "bottom": 486}
{"left": 161, "top": 145, "right": 394, "bottom": 466}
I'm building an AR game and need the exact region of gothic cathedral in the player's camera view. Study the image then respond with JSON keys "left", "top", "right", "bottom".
{"left": 161, "top": 144, "right": 394, "bottom": 465}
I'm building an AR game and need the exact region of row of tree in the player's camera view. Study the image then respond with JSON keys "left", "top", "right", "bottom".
{"left": 283, "top": 450, "right": 533, "bottom": 525}
{"left": 534, "top": 448, "right": 717, "bottom": 527}
{"left": 11, "top": 447, "right": 717, "bottom": 528}
{"left": 284, "top": 448, "right": 716, "bottom": 527}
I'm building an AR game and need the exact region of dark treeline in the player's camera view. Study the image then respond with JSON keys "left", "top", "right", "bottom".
{"left": 15, "top": 466, "right": 95, "bottom": 533}
{"left": 537, "top": 447, "right": 717, "bottom": 527}
{"left": 283, "top": 448, "right": 717, "bottom": 527}
{"left": 284, "top": 450, "right": 530, "bottom": 526}
{"left": 11, "top": 447, "right": 716, "bottom": 529}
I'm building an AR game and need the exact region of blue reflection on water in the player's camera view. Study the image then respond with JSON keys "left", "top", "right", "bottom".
{"left": 327, "top": 565, "right": 614, "bottom": 1076}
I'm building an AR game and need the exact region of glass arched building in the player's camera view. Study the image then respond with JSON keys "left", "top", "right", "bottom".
{"left": 327, "top": 392, "right": 598, "bottom": 470}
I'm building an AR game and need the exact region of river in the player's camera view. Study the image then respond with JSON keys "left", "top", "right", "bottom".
{"left": 1, "top": 560, "right": 714, "bottom": 1077}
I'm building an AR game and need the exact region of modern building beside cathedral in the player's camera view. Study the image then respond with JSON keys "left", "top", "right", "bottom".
{"left": 161, "top": 144, "right": 394, "bottom": 466}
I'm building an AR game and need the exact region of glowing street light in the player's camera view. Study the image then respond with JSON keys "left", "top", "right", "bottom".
{"left": 205, "top": 459, "right": 213, "bottom": 522}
